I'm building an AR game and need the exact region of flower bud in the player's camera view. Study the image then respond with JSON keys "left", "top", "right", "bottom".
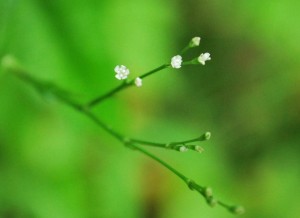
{"left": 198, "top": 132, "right": 211, "bottom": 141}
{"left": 179, "top": 146, "right": 188, "bottom": 152}
{"left": 188, "top": 145, "right": 204, "bottom": 153}
{"left": 174, "top": 145, "right": 188, "bottom": 152}
{"left": 203, "top": 187, "right": 213, "bottom": 197}
{"left": 207, "top": 197, "right": 218, "bottom": 207}
{"left": 198, "top": 53, "right": 211, "bottom": 65}
{"left": 189, "top": 37, "right": 201, "bottom": 47}
{"left": 205, "top": 132, "right": 211, "bottom": 140}
{"left": 229, "top": 206, "right": 245, "bottom": 215}
{"left": 135, "top": 77, "right": 142, "bottom": 87}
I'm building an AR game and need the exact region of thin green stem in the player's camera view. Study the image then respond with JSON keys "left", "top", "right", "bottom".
{"left": 9, "top": 68, "right": 192, "bottom": 191}
{"left": 182, "top": 59, "right": 199, "bottom": 66}
{"left": 82, "top": 109, "right": 124, "bottom": 141}
{"left": 86, "top": 81, "right": 131, "bottom": 108}
{"left": 139, "top": 64, "right": 169, "bottom": 79}
{"left": 5, "top": 61, "right": 243, "bottom": 215}
{"left": 12, "top": 68, "right": 190, "bottom": 185}
{"left": 217, "top": 201, "right": 230, "bottom": 209}
{"left": 130, "top": 133, "right": 209, "bottom": 148}
{"left": 86, "top": 64, "right": 169, "bottom": 108}
{"left": 130, "top": 143, "right": 189, "bottom": 182}
{"left": 180, "top": 46, "right": 190, "bottom": 55}
{"left": 128, "top": 139, "right": 166, "bottom": 148}
{"left": 8, "top": 67, "right": 126, "bottom": 142}
{"left": 171, "top": 136, "right": 207, "bottom": 145}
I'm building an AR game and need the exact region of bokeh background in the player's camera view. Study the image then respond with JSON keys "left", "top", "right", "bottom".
{"left": 1, "top": 0, "right": 300, "bottom": 217}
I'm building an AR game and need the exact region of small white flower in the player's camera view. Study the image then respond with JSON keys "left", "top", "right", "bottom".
{"left": 198, "top": 53, "right": 211, "bottom": 65}
{"left": 135, "top": 77, "right": 142, "bottom": 87}
{"left": 114, "top": 65, "right": 130, "bottom": 80}
{"left": 171, "top": 55, "right": 182, "bottom": 69}
{"left": 190, "top": 37, "right": 201, "bottom": 47}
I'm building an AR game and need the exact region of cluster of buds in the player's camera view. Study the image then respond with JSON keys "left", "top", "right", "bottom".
{"left": 188, "top": 180, "right": 245, "bottom": 215}
{"left": 165, "top": 132, "right": 211, "bottom": 153}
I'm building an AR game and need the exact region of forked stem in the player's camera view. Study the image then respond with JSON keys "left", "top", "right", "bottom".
{"left": 2, "top": 55, "right": 244, "bottom": 215}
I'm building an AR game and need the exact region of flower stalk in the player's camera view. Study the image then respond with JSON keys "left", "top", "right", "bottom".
{"left": 2, "top": 36, "right": 244, "bottom": 215}
{"left": 130, "top": 132, "right": 211, "bottom": 153}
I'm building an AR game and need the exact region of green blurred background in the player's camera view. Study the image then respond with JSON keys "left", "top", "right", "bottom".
{"left": 1, "top": 0, "right": 300, "bottom": 217}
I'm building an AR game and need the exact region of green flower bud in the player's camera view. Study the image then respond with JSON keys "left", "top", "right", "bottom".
{"left": 229, "top": 205, "right": 245, "bottom": 215}
{"left": 207, "top": 197, "right": 218, "bottom": 207}
{"left": 203, "top": 187, "right": 213, "bottom": 197}
{"left": 189, "top": 37, "right": 201, "bottom": 48}
{"left": 205, "top": 132, "right": 211, "bottom": 140}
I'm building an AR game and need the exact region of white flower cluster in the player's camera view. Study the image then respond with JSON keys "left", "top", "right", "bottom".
{"left": 114, "top": 65, "right": 129, "bottom": 80}
{"left": 171, "top": 55, "right": 183, "bottom": 69}
{"left": 114, "top": 65, "right": 142, "bottom": 87}
{"left": 198, "top": 53, "right": 211, "bottom": 65}
{"left": 170, "top": 36, "right": 211, "bottom": 69}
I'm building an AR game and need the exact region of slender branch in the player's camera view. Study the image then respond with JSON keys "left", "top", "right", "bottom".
{"left": 129, "top": 140, "right": 166, "bottom": 148}
{"left": 86, "top": 81, "right": 131, "bottom": 108}
{"left": 86, "top": 64, "right": 169, "bottom": 108}
{"left": 130, "top": 143, "right": 189, "bottom": 182}
{"left": 180, "top": 46, "right": 190, "bottom": 55}
{"left": 131, "top": 132, "right": 210, "bottom": 146}
{"left": 139, "top": 64, "right": 169, "bottom": 79}
{"left": 131, "top": 142, "right": 244, "bottom": 215}
{"left": 130, "top": 132, "right": 211, "bottom": 152}
{"left": 3, "top": 58, "right": 244, "bottom": 215}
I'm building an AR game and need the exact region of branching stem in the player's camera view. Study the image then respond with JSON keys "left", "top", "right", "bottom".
{"left": 3, "top": 56, "right": 244, "bottom": 215}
